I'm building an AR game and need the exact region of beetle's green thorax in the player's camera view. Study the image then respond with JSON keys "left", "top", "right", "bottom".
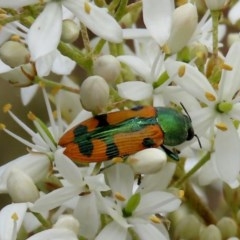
{"left": 156, "top": 107, "right": 194, "bottom": 146}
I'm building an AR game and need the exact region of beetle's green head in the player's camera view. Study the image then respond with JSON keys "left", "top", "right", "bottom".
{"left": 156, "top": 107, "right": 194, "bottom": 146}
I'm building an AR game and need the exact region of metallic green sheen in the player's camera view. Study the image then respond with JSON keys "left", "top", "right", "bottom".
{"left": 156, "top": 107, "right": 194, "bottom": 146}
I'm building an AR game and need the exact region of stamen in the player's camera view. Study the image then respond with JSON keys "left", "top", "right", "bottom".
{"left": 215, "top": 122, "right": 228, "bottom": 131}
{"left": 178, "top": 190, "right": 185, "bottom": 199}
{"left": 115, "top": 192, "right": 126, "bottom": 201}
{"left": 11, "top": 213, "right": 18, "bottom": 240}
{"left": 149, "top": 215, "right": 161, "bottom": 224}
{"left": 84, "top": 2, "right": 91, "bottom": 14}
{"left": 178, "top": 65, "right": 186, "bottom": 77}
{"left": 112, "top": 157, "right": 124, "bottom": 163}
{"left": 221, "top": 63, "right": 232, "bottom": 71}
{"left": 3, "top": 103, "right": 12, "bottom": 112}
{"left": 205, "top": 92, "right": 216, "bottom": 101}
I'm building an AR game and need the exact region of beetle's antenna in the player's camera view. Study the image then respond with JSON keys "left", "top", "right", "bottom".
{"left": 180, "top": 102, "right": 191, "bottom": 121}
{"left": 180, "top": 102, "right": 202, "bottom": 149}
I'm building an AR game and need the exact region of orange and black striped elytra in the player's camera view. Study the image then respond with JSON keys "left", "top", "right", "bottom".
{"left": 58, "top": 106, "right": 195, "bottom": 163}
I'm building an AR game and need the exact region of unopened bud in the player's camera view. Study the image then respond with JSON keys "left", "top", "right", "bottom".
{"left": 205, "top": 0, "right": 227, "bottom": 10}
{"left": 80, "top": 75, "right": 109, "bottom": 113}
{"left": 54, "top": 214, "right": 80, "bottom": 235}
{"left": 7, "top": 168, "right": 39, "bottom": 203}
{"left": 199, "top": 225, "right": 221, "bottom": 240}
{"left": 174, "top": 214, "right": 201, "bottom": 239}
{"left": 61, "top": 19, "right": 80, "bottom": 43}
{"left": 93, "top": 55, "right": 121, "bottom": 85}
{"left": 217, "top": 217, "right": 238, "bottom": 239}
{"left": 167, "top": 3, "right": 198, "bottom": 54}
{"left": 0, "top": 41, "right": 30, "bottom": 68}
{"left": 127, "top": 148, "right": 167, "bottom": 174}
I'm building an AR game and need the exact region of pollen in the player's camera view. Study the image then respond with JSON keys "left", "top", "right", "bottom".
{"left": 3, "top": 103, "right": 12, "bottom": 113}
{"left": 115, "top": 192, "right": 126, "bottom": 201}
{"left": 0, "top": 123, "right": 6, "bottom": 130}
{"left": 84, "top": 2, "right": 91, "bottom": 14}
{"left": 27, "top": 111, "right": 37, "bottom": 121}
{"left": 178, "top": 65, "right": 186, "bottom": 77}
{"left": 11, "top": 212, "right": 19, "bottom": 221}
{"left": 149, "top": 215, "right": 161, "bottom": 224}
{"left": 205, "top": 92, "right": 216, "bottom": 101}
{"left": 215, "top": 122, "right": 228, "bottom": 131}
{"left": 221, "top": 63, "right": 232, "bottom": 71}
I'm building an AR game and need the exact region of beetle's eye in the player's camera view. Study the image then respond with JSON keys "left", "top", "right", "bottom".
{"left": 187, "top": 127, "right": 194, "bottom": 141}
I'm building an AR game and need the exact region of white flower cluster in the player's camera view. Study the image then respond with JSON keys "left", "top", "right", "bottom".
{"left": 0, "top": 0, "right": 240, "bottom": 239}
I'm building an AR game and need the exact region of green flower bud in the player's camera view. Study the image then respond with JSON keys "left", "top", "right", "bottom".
{"left": 122, "top": 193, "right": 141, "bottom": 217}
{"left": 61, "top": 19, "right": 80, "bottom": 43}
{"left": 80, "top": 75, "right": 109, "bottom": 113}
{"left": 0, "top": 41, "right": 30, "bottom": 68}
{"left": 93, "top": 55, "right": 121, "bottom": 85}
{"left": 174, "top": 214, "right": 201, "bottom": 239}
{"left": 199, "top": 225, "right": 221, "bottom": 240}
{"left": 7, "top": 168, "right": 39, "bottom": 203}
{"left": 127, "top": 148, "right": 167, "bottom": 174}
{"left": 217, "top": 217, "right": 238, "bottom": 239}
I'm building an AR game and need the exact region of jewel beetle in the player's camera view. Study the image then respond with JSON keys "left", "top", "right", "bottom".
{"left": 58, "top": 106, "right": 196, "bottom": 163}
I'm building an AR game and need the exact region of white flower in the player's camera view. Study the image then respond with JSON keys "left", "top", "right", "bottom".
{"left": 228, "top": 1, "right": 240, "bottom": 24}
{"left": 96, "top": 164, "right": 181, "bottom": 240}
{"left": 165, "top": 41, "right": 240, "bottom": 187}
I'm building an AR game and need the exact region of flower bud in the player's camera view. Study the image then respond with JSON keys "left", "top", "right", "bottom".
{"left": 166, "top": 3, "right": 198, "bottom": 54}
{"left": 199, "top": 225, "right": 221, "bottom": 240}
{"left": 93, "top": 55, "right": 121, "bottom": 85}
{"left": 7, "top": 168, "right": 39, "bottom": 203}
{"left": 54, "top": 215, "right": 80, "bottom": 235}
{"left": 205, "top": 0, "right": 227, "bottom": 10}
{"left": 80, "top": 75, "right": 109, "bottom": 113}
{"left": 127, "top": 148, "right": 167, "bottom": 174}
{"left": 0, "top": 41, "right": 30, "bottom": 68}
{"left": 61, "top": 19, "right": 80, "bottom": 43}
{"left": 174, "top": 214, "right": 201, "bottom": 239}
{"left": 217, "top": 217, "right": 238, "bottom": 239}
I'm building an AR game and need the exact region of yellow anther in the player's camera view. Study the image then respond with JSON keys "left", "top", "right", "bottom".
{"left": 27, "top": 111, "right": 37, "bottom": 121}
{"left": 112, "top": 157, "right": 124, "bottom": 163}
{"left": 3, "top": 103, "right": 12, "bottom": 113}
{"left": 38, "top": 81, "right": 46, "bottom": 88}
{"left": 84, "top": 2, "right": 91, "bottom": 14}
{"left": 0, "top": 123, "right": 6, "bottom": 130}
{"left": 149, "top": 215, "right": 161, "bottom": 224}
{"left": 205, "top": 92, "right": 216, "bottom": 101}
{"left": 178, "top": 65, "right": 186, "bottom": 77}
{"left": 0, "top": 13, "right": 7, "bottom": 19}
{"left": 215, "top": 122, "right": 228, "bottom": 131}
{"left": 11, "top": 212, "right": 19, "bottom": 221}
{"left": 10, "top": 35, "right": 21, "bottom": 42}
{"left": 221, "top": 63, "right": 232, "bottom": 71}
{"left": 178, "top": 190, "right": 185, "bottom": 199}
{"left": 115, "top": 192, "right": 126, "bottom": 201}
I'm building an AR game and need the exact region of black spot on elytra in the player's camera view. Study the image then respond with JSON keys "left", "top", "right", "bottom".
{"left": 106, "top": 142, "right": 119, "bottom": 159}
{"left": 94, "top": 114, "right": 109, "bottom": 127}
{"left": 142, "top": 137, "right": 155, "bottom": 148}
{"left": 77, "top": 140, "right": 94, "bottom": 157}
{"left": 74, "top": 125, "right": 88, "bottom": 136}
{"left": 131, "top": 106, "right": 144, "bottom": 111}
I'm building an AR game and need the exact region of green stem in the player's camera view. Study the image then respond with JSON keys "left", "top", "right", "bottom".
{"left": 31, "top": 211, "right": 52, "bottom": 228}
{"left": 115, "top": 0, "right": 128, "bottom": 21}
{"left": 34, "top": 76, "right": 80, "bottom": 94}
{"left": 211, "top": 10, "right": 220, "bottom": 59}
{"left": 173, "top": 152, "right": 211, "bottom": 188}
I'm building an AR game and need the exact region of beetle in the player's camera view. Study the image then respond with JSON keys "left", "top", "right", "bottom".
{"left": 58, "top": 105, "right": 195, "bottom": 163}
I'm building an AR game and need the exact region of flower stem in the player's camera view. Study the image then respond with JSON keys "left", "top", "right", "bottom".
{"left": 211, "top": 10, "right": 220, "bottom": 59}
{"left": 31, "top": 211, "right": 52, "bottom": 228}
{"left": 173, "top": 152, "right": 211, "bottom": 188}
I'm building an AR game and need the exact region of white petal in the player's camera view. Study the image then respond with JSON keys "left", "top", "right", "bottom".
{"left": 0, "top": 203, "right": 28, "bottom": 240}
{"left": 0, "top": 0, "right": 38, "bottom": 8}
{"left": 117, "top": 55, "right": 152, "bottom": 81}
{"left": 104, "top": 164, "right": 134, "bottom": 199}
{"left": 142, "top": 0, "right": 173, "bottom": 45}
{"left": 230, "top": 102, "right": 240, "bottom": 121}
{"left": 215, "top": 119, "right": 240, "bottom": 185}
{"left": 135, "top": 191, "right": 181, "bottom": 216}
{"left": 26, "top": 228, "right": 78, "bottom": 240}
{"left": 63, "top": 0, "right": 122, "bottom": 43}
{"left": 228, "top": 1, "right": 240, "bottom": 24}
{"left": 133, "top": 223, "right": 168, "bottom": 240}
{"left": 218, "top": 41, "right": 240, "bottom": 101}
{"left": 96, "top": 221, "right": 128, "bottom": 240}
{"left": 55, "top": 149, "right": 83, "bottom": 185}
{"left": 123, "top": 28, "right": 151, "bottom": 39}
{"left": 35, "top": 51, "right": 56, "bottom": 76}
{"left": 73, "top": 193, "right": 100, "bottom": 238}
{"left": 85, "top": 174, "right": 110, "bottom": 192}
{"left": 31, "top": 186, "right": 80, "bottom": 212}
{"left": 20, "top": 85, "right": 39, "bottom": 105}
{"left": 117, "top": 81, "right": 153, "bottom": 101}
{"left": 28, "top": 2, "right": 62, "bottom": 60}
{"left": 165, "top": 59, "right": 217, "bottom": 105}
